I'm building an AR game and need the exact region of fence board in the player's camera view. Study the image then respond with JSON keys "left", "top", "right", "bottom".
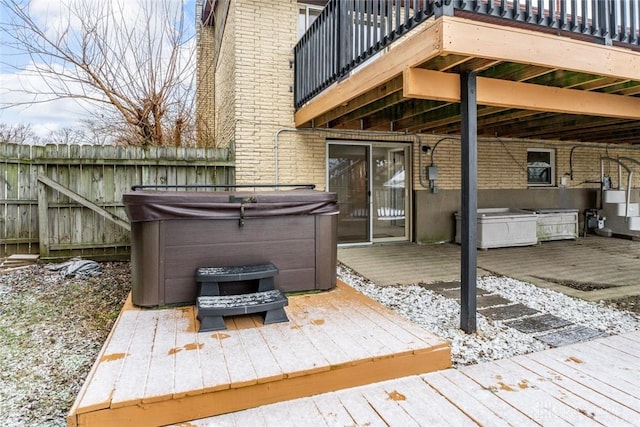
{"left": 0, "top": 142, "right": 234, "bottom": 258}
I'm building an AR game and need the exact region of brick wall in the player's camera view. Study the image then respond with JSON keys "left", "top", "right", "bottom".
{"left": 197, "top": 1, "right": 640, "bottom": 193}
{"left": 195, "top": 1, "right": 216, "bottom": 147}
{"left": 214, "top": 3, "right": 237, "bottom": 149}
{"left": 412, "top": 136, "right": 640, "bottom": 191}
{"left": 232, "top": 0, "right": 298, "bottom": 184}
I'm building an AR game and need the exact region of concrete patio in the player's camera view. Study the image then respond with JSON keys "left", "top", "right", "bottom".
{"left": 338, "top": 236, "right": 640, "bottom": 302}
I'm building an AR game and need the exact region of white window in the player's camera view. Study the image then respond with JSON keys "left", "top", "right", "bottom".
{"left": 527, "top": 148, "right": 555, "bottom": 186}
{"left": 298, "top": 4, "right": 323, "bottom": 39}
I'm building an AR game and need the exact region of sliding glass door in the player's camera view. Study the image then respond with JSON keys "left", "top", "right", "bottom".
{"left": 328, "top": 144, "right": 370, "bottom": 244}
{"left": 328, "top": 142, "right": 409, "bottom": 244}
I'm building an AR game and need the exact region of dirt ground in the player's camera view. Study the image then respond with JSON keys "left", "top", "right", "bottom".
{"left": 604, "top": 295, "right": 640, "bottom": 314}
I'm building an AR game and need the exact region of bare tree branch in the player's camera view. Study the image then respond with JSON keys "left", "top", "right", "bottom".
{"left": 0, "top": 0, "right": 197, "bottom": 146}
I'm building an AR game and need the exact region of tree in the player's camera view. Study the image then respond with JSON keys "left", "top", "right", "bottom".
{"left": 0, "top": 122, "right": 38, "bottom": 144}
{"left": 0, "top": 0, "right": 196, "bottom": 146}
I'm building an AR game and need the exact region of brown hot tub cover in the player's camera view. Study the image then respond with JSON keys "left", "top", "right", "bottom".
{"left": 123, "top": 189, "right": 338, "bottom": 222}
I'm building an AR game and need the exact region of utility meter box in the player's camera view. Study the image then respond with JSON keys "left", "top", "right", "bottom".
{"left": 427, "top": 166, "right": 438, "bottom": 180}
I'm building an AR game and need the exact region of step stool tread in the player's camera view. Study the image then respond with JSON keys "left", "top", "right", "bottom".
{"left": 196, "top": 290, "right": 289, "bottom": 332}
{"left": 198, "top": 289, "right": 286, "bottom": 309}
{"left": 196, "top": 263, "right": 278, "bottom": 282}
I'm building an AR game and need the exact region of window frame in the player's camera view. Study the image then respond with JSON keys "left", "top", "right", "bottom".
{"left": 297, "top": 3, "right": 324, "bottom": 40}
{"left": 527, "top": 148, "right": 555, "bottom": 187}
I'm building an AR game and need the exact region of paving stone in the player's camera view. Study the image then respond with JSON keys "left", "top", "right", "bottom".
{"left": 535, "top": 325, "right": 603, "bottom": 347}
{"left": 422, "top": 281, "right": 460, "bottom": 291}
{"left": 505, "top": 313, "right": 573, "bottom": 334}
{"left": 476, "top": 294, "right": 512, "bottom": 308}
{"left": 434, "top": 288, "right": 502, "bottom": 301}
{"left": 478, "top": 303, "right": 540, "bottom": 321}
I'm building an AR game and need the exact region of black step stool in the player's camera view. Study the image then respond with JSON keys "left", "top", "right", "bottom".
{"left": 195, "top": 263, "right": 288, "bottom": 332}
{"left": 196, "top": 263, "right": 279, "bottom": 296}
{"left": 197, "top": 289, "right": 289, "bottom": 332}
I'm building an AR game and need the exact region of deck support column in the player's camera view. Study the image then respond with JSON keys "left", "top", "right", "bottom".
{"left": 460, "top": 71, "right": 477, "bottom": 334}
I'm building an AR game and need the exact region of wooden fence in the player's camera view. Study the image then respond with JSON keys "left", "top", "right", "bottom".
{"left": 0, "top": 143, "right": 234, "bottom": 259}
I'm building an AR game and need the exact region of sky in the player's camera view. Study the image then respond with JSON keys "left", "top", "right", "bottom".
{"left": 0, "top": 0, "right": 197, "bottom": 138}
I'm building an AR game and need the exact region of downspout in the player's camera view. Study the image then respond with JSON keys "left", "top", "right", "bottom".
{"left": 569, "top": 144, "right": 640, "bottom": 181}
{"left": 601, "top": 157, "right": 632, "bottom": 218}
{"left": 618, "top": 156, "right": 640, "bottom": 220}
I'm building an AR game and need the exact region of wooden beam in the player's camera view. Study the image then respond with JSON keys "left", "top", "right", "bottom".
{"left": 403, "top": 68, "right": 640, "bottom": 120}
{"left": 441, "top": 16, "right": 640, "bottom": 83}
{"left": 37, "top": 175, "right": 131, "bottom": 232}
{"left": 294, "top": 18, "right": 443, "bottom": 127}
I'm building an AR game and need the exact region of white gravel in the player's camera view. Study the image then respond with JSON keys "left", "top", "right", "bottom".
{"left": 338, "top": 264, "right": 640, "bottom": 367}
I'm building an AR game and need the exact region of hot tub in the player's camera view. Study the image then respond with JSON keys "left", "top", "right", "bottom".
{"left": 522, "top": 208, "right": 578, "bottom": 241}
{"left": 455, "top": 208, "right": 538, "bottom": 249}
{"left": 123, "top": 189, "right": 338, "bottom": 307}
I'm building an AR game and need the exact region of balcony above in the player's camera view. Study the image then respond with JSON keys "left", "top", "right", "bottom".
{"left": 294, "top": 1, "right": 640, "bottom": 144}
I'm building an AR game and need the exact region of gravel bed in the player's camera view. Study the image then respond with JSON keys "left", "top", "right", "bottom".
{"left": 2, "top": 261, "right": 639, "bottom": 425}
{"left": 338, "top": 264, "right": 640, "bottom": 367}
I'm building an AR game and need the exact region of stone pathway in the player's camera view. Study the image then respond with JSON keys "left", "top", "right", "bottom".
{"left": 424, "top": 280, "right": 603, "bottom": 347}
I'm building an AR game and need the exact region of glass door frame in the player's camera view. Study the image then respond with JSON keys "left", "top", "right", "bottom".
{"left": 326, "top": 140, "right": 412, "bottom": 245}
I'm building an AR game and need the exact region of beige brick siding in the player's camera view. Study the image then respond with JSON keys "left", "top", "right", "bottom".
{"left": 195, "top": 7, "right": 216, "bottom": 147}
{"left": 197, "top": 1, "right": 640, "bottom": 192}
{"left": 412, "top": 136, "right": 640, "bottom": 191}
{"left": 232, "top": 0, "right": 297, "bottom": 184}
{"left": 214, "top": 3, "right": 237, "bottom": 149}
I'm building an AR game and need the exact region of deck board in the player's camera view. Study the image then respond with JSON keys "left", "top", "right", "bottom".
{"left": 311, "top": 392, "right": 358, "bottom": 425}
{"left": 523, "top": 350, "right": 640, "bottom": 412}
{"left": 182, "top": 330, "right": 640, "bottom": 426}
{"left": 196, "top": 330, "right": 232, "bottom": 393}
{"left": 288, "top": 291, "right": 378, "bottom": 362}
{"left": 72, "top": 309, "right": 140, "bottom": 414}
{"left": 231, "top": 316, "right": 285, "bottom": 384}
{"left": 172, "top": 306, "right": 206, "bottom": 398}
{"left": 142, "top": 308, "right": 178, "bottom": 403}
{"left": 393, "top": 375, "right": 478, "bottom": 426}
{"left": 422, "top": 370, "right": 521, "bottom": 426}
{"left": 512, "top": 356, "right": 639, "bottom": 425}
{"left": 110, "top": 309, "right": 159, "bottom": 408}
{"left": 459, "top": 362, "right": 578, "bottom": 426}
{"left": 68, "top": 281, "right": 450, "bottom": 426}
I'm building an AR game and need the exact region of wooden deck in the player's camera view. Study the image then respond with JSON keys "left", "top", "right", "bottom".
{"left": 67, "top": 281, "right": 450, "bottom": 427}
{"left": 184, "top": 330, "right": 640, "bottom": 426}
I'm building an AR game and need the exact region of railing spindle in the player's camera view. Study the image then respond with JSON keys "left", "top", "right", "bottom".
{"left": 294, "top": 0, "right": 638, "bottom": 109}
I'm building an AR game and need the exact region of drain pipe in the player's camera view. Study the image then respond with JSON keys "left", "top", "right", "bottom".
{"left": 618, "top": 156, "right": 640, "bottom": 220}
{"left": 570, "top": 144, "right": 640, "bottom": 181}
{"left": 601, "top": 157, "right": 632, "bottom": 217}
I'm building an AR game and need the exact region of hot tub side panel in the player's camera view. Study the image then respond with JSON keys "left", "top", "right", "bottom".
{"left": 130, "top": 216, "right": 337, "bottom": 307}
{"left": 130, "top": 221, "right": 163, "bottom": 307}
{"left": 316, "top": 214, "right": 338, "bottom": 290}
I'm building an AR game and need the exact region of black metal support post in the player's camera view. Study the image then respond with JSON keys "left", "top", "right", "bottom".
{"left": 460, "top": 71, "right": 478, "bottom": 334}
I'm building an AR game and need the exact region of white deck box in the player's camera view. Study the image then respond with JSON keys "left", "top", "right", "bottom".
{"left": 523, "top": 209, "right": 579, "bottom": 241}
{"left": 455, "top": 208, "right": 538, "bottom": 249}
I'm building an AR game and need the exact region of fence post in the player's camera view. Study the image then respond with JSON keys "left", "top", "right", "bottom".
{"left": 37, "top": 177, "right": 50, "bottom": 258}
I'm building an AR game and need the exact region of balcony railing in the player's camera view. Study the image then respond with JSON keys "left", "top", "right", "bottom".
{"left": 294, "top": 0, "right": 640, "bottom": 110}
